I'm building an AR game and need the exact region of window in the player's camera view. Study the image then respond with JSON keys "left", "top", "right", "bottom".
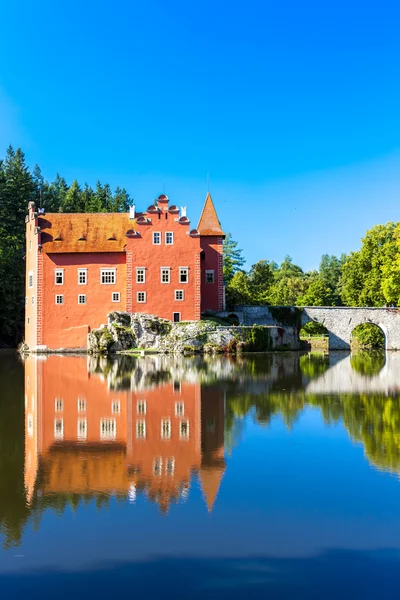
{"left": 205, "top": 270, "right": 215, "bottom": 283}
{"left": 179, "top": 268, "right": 188, "bottom": 283}
{"left": 166, "top": 458, "right": 175, "bottom": 475}
{"left": 55, "top": 269, "right": 64, "bottom": 285}
{"left": 173, "top": 312, "right": 180, "bottom": 323}
{"left": 180, "top": 420, "right": 189, "bottom": 440}
{"left": 55, "top": 294, "right": 64, "bottom": 305}
{"left": 54, "top": 418, "right": 64, "bottom": 440}
{"left": 153, "top": 232, "right": 161, "bottom": 245}
{"left": 161, "top": 268, "right": 170, "bottom": 283}
{"left": 112, "top": 400, "right": 120, "bottom": 414}
{"left": 55, "top": 398, "right": 63, "bottom": 412}
{"left": 27, "top": 414, "right": 34, "bottom": 438}
{"left": 25, "top": 297, "right": 28, "bottom": 307}
{"left": 137, "top": 400, "right": 146, "bottom": 415}
{"left": 165, "top": 232, "right": 174, "bottom": 245}
{"left": 78, "top": 294, "right": 86, "bottom": 304}
{"left": 27, "top": 317, "right": 30, "bottom": 325}
{"left": 100, "top": 418, "right": 116, "bottom": 440}
{"left": 136, "top": 419, "right": 146, "bottom": 439}
{"left": 32, "top": 296, "right": 35, "bottom": 305}
{"left": 161, "top": 418, "right": 171, "bottom": 439}
{"left": 100, "top": 269, "right": 116, "bottom": 284}
{"left": 29, "top": 240, "right": 32, "bottom": 251}
{"left": 137, "top": 291, "right": 146, "bottom": 303}
{"left": 173, "top": 381, "right": 181, "bottom": 393}
{"left": 78, "top": 398, "right": 86, "bottom": 412}
{"left": 28, "top": 271, "right": 34, "bottom": 288}
{"left": 153, "top": 458, "right": 162, "bottom": 475}
{"left": 136, "top": 268, "right": 146, "bottom": 283}
{"left": 78, "top": 269, "right": 87, "bottom": 285}
{"left": 77, "top": 418, "right": 87, "bottom": 440}
{"left": 175, "top": 290, "right": 184, "bottom": 301}
{"left": 175, "top": 402, "right": 184, "bottom": 417}
{"left": 112, "top": 292, "right": 120, "bottom": 303}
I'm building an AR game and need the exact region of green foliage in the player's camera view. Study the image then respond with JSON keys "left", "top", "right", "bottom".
{"left": 297, "top": 277, "right": 334, "bottom": 306}
{"left": 300, "top": 321, "right": 328, "bottom": 336}
{"left": 351, "top": 324, "right": 385, "bottom": 349}
{"left": 299, "top": 353, "right": 330, "bottom": 379}
{"left": 247, "top": 260, "right": 275, "bottom": 304}
{"left": 223, "top": 233, "right": 245, "bottom": 284}
{"left": 269, "top": 306, "right": 303, "bottom": 328}
{"left": 244, "top": 326, "right": 272, "bottom": 351}
{"left": 225, "top": 270, "right": 252, "bottom": 307}
{"left": 341, "top": 223, "right": 397, "bottom": 306}
{"left": 0, "top": 145, "right": 134, "bottom": 346}
{"left": 350, "top": 351, "right": 386, "bottom": 376}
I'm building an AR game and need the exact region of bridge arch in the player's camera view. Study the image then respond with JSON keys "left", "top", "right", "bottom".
{"left": 301, "top": 307, "right": 400, "bottom": 350}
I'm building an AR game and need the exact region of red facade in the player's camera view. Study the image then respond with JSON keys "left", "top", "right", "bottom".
{"left": 25, "top": 194, "right": 225, "bottom": 350}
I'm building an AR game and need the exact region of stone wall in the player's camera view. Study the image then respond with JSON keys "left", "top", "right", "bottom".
{"left": 217, "top": 305, "right": 400, "bottom": 351}
{"left": 87, "top": 312, "right": 300, "bottom": 355}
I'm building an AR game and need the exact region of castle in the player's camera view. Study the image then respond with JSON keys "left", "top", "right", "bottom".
{"left": 25, "top": 193, "right": 225, "bottom": 351}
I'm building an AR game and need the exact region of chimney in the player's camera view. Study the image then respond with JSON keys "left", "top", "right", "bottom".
{"left": 181, "top": 206, "right": 187, "bottom": 217}
{"left": 129, "top": 204, "right": 136, "bottom": 220}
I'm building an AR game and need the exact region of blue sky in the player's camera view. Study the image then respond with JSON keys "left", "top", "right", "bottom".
{"left": 1, "top": 0, "right": 399, "bottom": 270}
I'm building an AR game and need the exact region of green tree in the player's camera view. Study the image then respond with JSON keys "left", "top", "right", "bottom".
{"left": 60, "top": 179, "right": 84, "bottom": 213}
{"left": 248, "top": 260, "right": 274, "bottom": 304}
{"left": 297, "top": 277, "right": 333, "bottom": 306}
{"left": 110, "top": 186, "right": 131, "bottom": 212}
{"left": 341, "top": 223, "right": 397, "bottom": 306}
{"left": 223, "top": 233, "right": 245, "bottom": 284}
{"left": 225, "top": 271, "right": 251, "bottom": 307}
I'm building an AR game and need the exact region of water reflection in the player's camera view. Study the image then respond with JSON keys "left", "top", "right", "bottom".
{"left": 2, "top": 350, "right": 400, "bottom": 550}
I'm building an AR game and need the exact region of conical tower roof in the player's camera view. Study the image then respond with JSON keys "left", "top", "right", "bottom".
{"left": 199, "top": 465, "right": 225, "bottom": 512}
{"left": 197, "top": 193, "right": 224, "bottom": 236}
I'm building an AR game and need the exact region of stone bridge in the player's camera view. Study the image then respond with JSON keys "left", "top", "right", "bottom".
{"left": 217, "top": 306, "right": 400, "bottom": 350}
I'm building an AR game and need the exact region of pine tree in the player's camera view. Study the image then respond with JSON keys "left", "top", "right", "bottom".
{"left": 223, "top": 233, "right": 245, "bottom": 284}
{"left": 60, "top": 179, "right": 83, "bottom": 212}
{"left": 110, "top": 186, "right": 131, "bottom": 212}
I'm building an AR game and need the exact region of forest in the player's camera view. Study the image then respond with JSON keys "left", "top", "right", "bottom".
{"left": 1, "top": 144, "right": 399, "bottom": 347}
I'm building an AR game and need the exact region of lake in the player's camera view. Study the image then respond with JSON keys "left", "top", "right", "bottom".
{"left": 1, "top": 350, "right": 400, "bottom": 598}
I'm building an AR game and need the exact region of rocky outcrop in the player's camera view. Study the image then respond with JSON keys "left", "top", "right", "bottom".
{"left": 88, "top": 312, "right": 300, "bottom": 355}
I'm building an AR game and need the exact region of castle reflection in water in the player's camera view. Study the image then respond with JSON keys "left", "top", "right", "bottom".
{"left": 24, "top": 355, "right": 226, "bottom": 514}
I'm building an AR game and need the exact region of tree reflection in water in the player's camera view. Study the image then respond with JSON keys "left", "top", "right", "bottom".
{"left": 1, "top": 350, "right": 400, "bottom": 548}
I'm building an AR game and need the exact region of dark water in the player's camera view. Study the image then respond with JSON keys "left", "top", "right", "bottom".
{"left": 2, "top": 350, "right": 400, "bottom": 598}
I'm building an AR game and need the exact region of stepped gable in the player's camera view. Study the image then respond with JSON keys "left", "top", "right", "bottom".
{"left": 197, "top": 193, "right": 225, "bottom": 237}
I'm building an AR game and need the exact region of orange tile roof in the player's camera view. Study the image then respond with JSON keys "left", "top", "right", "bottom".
{"left": 199, "top": 464, "right": 225, "bottom": 512}
{"left": 197, "top": 193, "right": 225, "bottom": 237}
{"left": 39, "top": 213, "right": 133, "bottom": 253}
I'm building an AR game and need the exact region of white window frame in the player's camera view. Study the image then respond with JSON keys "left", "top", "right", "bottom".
{"left": 153, "top": 457, "right": 162, "bottom": 475}
{"left": 161, "top": 418, "right": 171, "bottom": 440}
{"left": 112, "top": 292, "right": 121, "bottom": 303}
{"left": 166, "top": 458, "right": 175, "bottom": 475}
{"left": 100, "top": 269, "right": 116, "bottom": 285}
{"left": 153, "top": 232, "right": 161, "bottom": 245}
{"left": 180, "top": 419, "right": 190, "bottom": 440}
{"left": 100, "top": 418, "right": 116, "bottom": 440}
{"left": 137, "top": 400, "right": 146, "bottom": 415}
{"left": 28, "top": 271, "right": 34, "bottom": 289}
{"left": 55, "top": 269, "right": 64, "bottom": 286}
{"left": 175, "top": 290, "right": 184, "bottom": 301}
{"left": 137, "top": 291, "right": 146, "bottom": 303}
{"left": 54, "top": 418, "right": 64, "bottom": 440}
{"left": 78, "top": 294, "right": 86, "bottom": 305}
{"left": 55, "top": 398, "right": 63, "bottom": 412}
{"left": 78, "top": 268, "right": 87, "bottom": 285}
{"left": 78, "top": 398, "right": 86, "bottom": 412}
{"left": 112, "top": 400, "right": 121, "bottom": 414}
{"left": 205, "top": 270, "right": 215, "bottom": 283}
{"left": 136, "top": 419, "right": 146, "bottom": 439}
{"left": 136, "top": 268, "right": 146, "bottom": 284}
{"left": 160, "top": 267, "right": 171, "bottom": 284}
{"left": 175, "top": 401, "right": 184, "bottom": 417}
{"left": 179, "top": 267, "right": 189, "bottom": 284}
{"left": 77, "top": 418, "right": 87, "bottom": 440}
{"left": 165, "top": 232, "right": 174, "bottom": 245}
{"left": 25, "top": 297, "right": 28, "bottom": 307}
{"left": 55, "top": 294, "right": 64, "bottom": 305}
